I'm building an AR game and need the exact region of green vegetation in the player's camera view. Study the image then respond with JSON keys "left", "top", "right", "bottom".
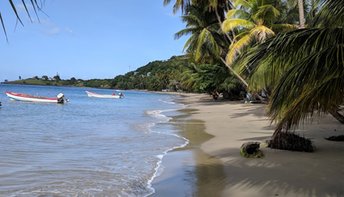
{"left": 4, "top": 56, "right": 243, "bottom": 98}
{"left": 164, "top": 0, "right": 344, "bottom": 151}
{"left": 3, "top": 0, "right": 343, "bottom": 151}
{"left": 4, "top": 75, "right": 113, "bottom": 89}
{"left": 114, "top": 56, "right": 244, "bottom": 98}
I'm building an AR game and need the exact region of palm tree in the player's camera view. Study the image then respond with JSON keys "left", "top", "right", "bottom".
{"left": 237, "top": 0, "right": 344, "bottom": 136}
{"left": 221, "top": 0, "right": 295, "bottom": 67}
{"left": 163, "top": 0, "right": 230, "bottom": 15}
{"left": 163, "top": 0, "right": 190, "bottom": 14}
{"left": 175, "top": 5, "right": 249, "bottom": 87}
{"left": 175, "top": 5, "right": 225, "bottom": 63}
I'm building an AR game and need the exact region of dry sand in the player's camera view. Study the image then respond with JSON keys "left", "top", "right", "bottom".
{"left": 180, "top": 94, "right": 344, "bottom": 197}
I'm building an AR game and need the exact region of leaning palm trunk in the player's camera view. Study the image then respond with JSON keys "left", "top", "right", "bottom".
{"left": 214, "top": 7, "right": 234, "bottom": 43}
{"left": 220, "top": 57, "right": 248, "bottom": 87}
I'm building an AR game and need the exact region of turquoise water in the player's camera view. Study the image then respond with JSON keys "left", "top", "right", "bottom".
{"left": 0, "top": 84, "right": 186, "bottom": 197}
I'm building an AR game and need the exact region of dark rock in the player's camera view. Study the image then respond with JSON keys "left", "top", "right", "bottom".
{"left": 268, "top": 132, "right": 314, "bottom": 152}
{"left": 240, "top": 142, "right": 263, "bottom": 158}
{"left": 325, "top": 135, "right": 344, "bottom": 141}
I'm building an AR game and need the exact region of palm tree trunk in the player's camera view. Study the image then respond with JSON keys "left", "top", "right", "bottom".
{"left": 297, "top": 0, "right": 305, "bottom": 28}
{"left": 215, "top": 7, "right": 234, "bottom": 43}
{"left": 220, "top": 57, "right": 248, "bottom": 87}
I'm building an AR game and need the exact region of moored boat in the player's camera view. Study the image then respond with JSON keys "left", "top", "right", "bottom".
{"left": 85, "top": 91, "right": 124, "bottom": 99}
{"left": 5, "top": 91, "right": 66, "bottom": 104}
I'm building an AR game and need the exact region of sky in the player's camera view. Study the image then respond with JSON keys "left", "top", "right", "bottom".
{"left": 0, "top": 0, "right": 187, "bottom": 81}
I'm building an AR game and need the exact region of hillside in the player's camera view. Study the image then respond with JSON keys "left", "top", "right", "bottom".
{"left": 3, "top": 55, "right": 243, "bottom": 97}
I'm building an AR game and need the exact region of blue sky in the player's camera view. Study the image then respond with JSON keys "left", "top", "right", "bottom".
{"left": 0, "top": 0, "right": 187, "bottom": 81}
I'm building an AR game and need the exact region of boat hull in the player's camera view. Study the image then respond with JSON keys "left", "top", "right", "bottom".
{"left": 85, "top": 91, "right": 122, "bottom": 99}
{"left": 6, "top": 92, "right": 61, "bottom": 103}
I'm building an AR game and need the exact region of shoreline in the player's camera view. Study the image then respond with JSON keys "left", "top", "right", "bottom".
{"left": 153, "top": 93, "right": 344, "bottom": 197}
{"left": 151, "top": 105, "right": 226, "bottom": 197}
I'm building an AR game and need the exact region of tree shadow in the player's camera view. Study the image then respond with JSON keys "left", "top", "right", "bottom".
{"left": 208, "top": 145, "right": 344, "bottom": 197}
{"left": 229, "top": 105, "right": 269, "bottom": 119}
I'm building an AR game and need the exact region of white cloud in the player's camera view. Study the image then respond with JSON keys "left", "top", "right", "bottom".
{"left": 14, "top": 3, "right": 73, "bottom": 36}
{"left": 40, "top": 19, "right": 74, "bottom": 36}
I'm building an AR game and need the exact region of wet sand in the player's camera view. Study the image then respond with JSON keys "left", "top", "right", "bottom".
{"left": 151, "top": 109, "right": 227, "bottom": 197}
{"left": 152, "top": 93, "right": 344, "bottom": 197}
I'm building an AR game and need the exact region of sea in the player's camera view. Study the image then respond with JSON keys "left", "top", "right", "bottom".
{"left": 0, "top": 84, "right": 187, "bottom": 197}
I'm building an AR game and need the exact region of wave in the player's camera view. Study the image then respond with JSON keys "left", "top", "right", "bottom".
{"left": 159, "top": 98, "right": 186, "bottom": 109}
{"left": 145, "top": 109, "right": 176, "bottom": 122}
{"left": 159, "top": 98, "right": 176, "bottom": 105}
{"left": 141, "top": 98, "right": 189, "bottom": 196}
{"left": 143, "top": 107, "right": 189, "bottom": 197}
{"left": 144, "top": 133, "right": 189, "bottom": 197}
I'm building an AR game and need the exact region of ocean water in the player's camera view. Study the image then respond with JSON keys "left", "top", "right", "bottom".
{"left": 0, "top": 84, "right": 187, "bottom": 197}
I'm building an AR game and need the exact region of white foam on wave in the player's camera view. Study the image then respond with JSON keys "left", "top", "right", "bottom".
{"left": 144, "top": 133, "right": 189, "bottom": 197}
{"left": 145, "top": 109, "right": 177, "bottom": 122}
{"left": 134, "top": 122, "right": 156, "bottom": 134}
{"left": 142, "top": 99, "right": 190, "bottom": 196}
{"left": 159, "top": 98, "right": 176, "bottom": 105}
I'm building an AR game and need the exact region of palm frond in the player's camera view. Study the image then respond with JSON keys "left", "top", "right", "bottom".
{"left": 250, "top": 25, "right": 275, "bottom": 42}
{"left": 181, "top": 13, "right": 203, "bottom": 27}
{"left": 0, "top": 13, "right": 8, "bottom": 42}
{"left": 225, "top": 9, "right": 249, "bottom": 19}
{"left": 271, "top": 23, "right": 297, "bottom": 33}
{"left": 194, "top": 28, "right": 220, "bottom": 62}
{"left": 253, "top": 4, "right": 280, "bottom": 24}
{"left": 313, "top": 0, "right": 344, "bottom": 27}
{"left": 21, "top": 0, "right": 32, "bottom": 22}
{"left": 269, "top": 44, "right": 344, "bottom": 130}
{"left": 8, "top": 0, "right": 24, "bottom": 26}
{"left": 178, "top": 0, "right": 191, "bottom": 14}
{"left": 1, "top": 0, "right": 43, "bottom": 40}
{"left": 232, "top": 0, "right": 253, "bottom": 9}
{"left": 222, "top": 18, "right": 254, "bottom": 32}
{"left": 226, "top": 33, "right": 252, "bottom": 65}
{"left": 174, "top": 27, "right": 198, "bottom": 39}
{"left": 237, "top": 28, "right": 344, "bottom": 91}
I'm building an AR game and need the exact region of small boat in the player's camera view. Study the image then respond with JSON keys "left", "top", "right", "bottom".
{"left": 85, "top": 91, "right": 124, "bottom": 99}
{"left": 5, "top": 91, "right": 66, "bottom": 104}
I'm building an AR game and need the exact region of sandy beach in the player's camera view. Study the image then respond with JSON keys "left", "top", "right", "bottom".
{"left": 152, "top": 93, "right": 344, "bottom": 197}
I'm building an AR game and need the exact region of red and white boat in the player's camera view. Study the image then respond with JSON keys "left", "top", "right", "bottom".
{"left": 85, "top": 91, "right": 124, "bottom": 99}
{"left": 5, "top": 91, "right": 65, "bottom": 104}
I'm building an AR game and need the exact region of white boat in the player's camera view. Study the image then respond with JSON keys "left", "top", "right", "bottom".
{"left": 85, "top": 91, "right": 124, "bottom": 99}
{"left": 5, "top": 91, "right": 65, "bottom": 104}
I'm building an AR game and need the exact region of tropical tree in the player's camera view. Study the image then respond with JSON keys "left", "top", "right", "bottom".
{"left": 41, "top": 75, "right": 49, "bottom": 80}
{"left": 236, "top": 0, "right": 344, "bottom": 137}
{"left": 53, "top": 74, "right": 61, "bottom": 81}
{"left": 175, "top": 5, "right": 226, "bottom": 63}
{"left": 175, "top": 4, "right": 250, "bottom": 88}
{"left": 221, "top": 0, "right": 295, "bottom": 68}
{"left": 278, "top": 0, "right": 321, "bottom": 28}
{"left": 163, "top": 0, "right": 230, "bottom": 15}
